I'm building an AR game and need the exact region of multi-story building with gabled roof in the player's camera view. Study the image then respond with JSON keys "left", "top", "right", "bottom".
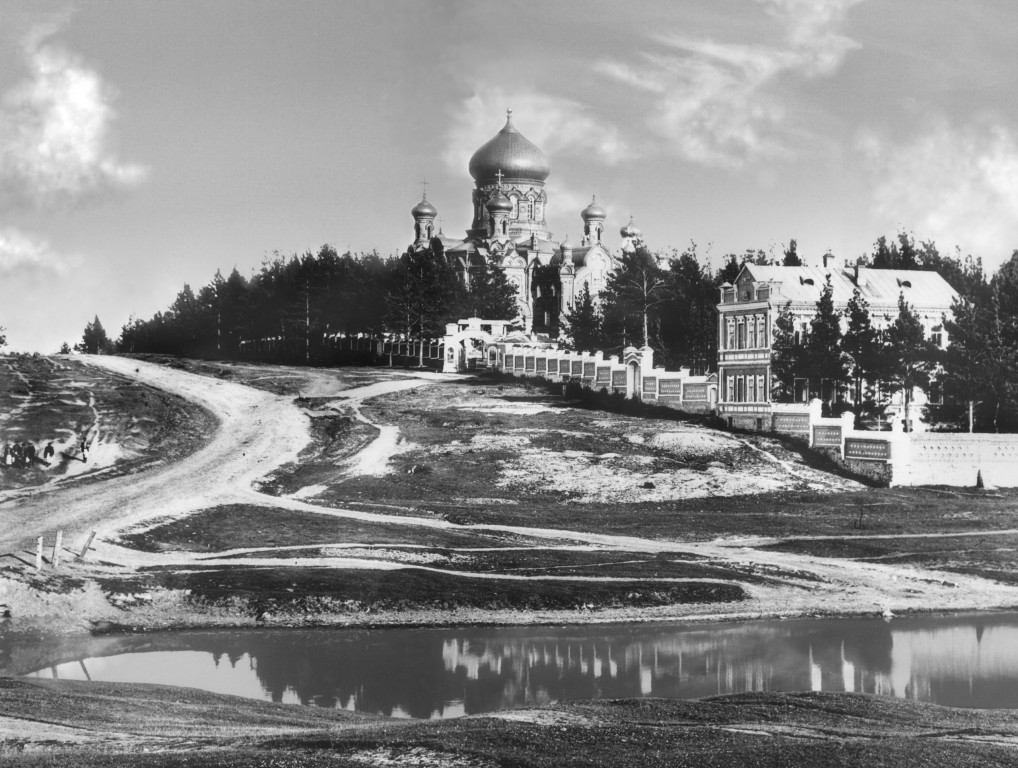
{"left": 717, "top": 262, "right": 959, "bottom": 430}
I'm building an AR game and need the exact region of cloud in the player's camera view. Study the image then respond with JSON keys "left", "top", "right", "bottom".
{"left": 0, "top": 27, "right": 147, "bottom": 209}
{"left": 441, "top": 89, "right": 634, "bottom": 179}
{"left": 595, "top": 0, "right": 863, "bottom": 167}
{"left": 0, "top": 226, "right": 71, "bottom": 275}
{"left": 859, "top": 118, "right": 1018, "bottom": 265}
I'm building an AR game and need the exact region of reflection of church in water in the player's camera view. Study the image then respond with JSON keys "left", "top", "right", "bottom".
{"left": 410, "top": 109, "right": 644, "bottom": 333}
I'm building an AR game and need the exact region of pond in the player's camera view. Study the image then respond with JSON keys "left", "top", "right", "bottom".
{"left": 16, "top": 612, "right": 1018, "bottom": 719}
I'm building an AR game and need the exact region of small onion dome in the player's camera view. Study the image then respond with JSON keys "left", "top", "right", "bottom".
{"left": 469, "top": 109, "right": 550, "bottom": 183}
{"left": 486, "top": 189, "right": 513, "bottom": 214}
{"left": 620, "top": 217, "right": 642, "bottom": 238}
{"left": 560, "top": 235, "right": 574, "bottom": 252}
{"left": 411, "top": 196, "right": 437, "bottom": 219}
{"left": 581, "top": 196, "right": 606, "bottom": 221}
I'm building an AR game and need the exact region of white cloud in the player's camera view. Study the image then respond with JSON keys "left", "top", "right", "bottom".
{"left": 595, "top": 0, "right": 863, "bottom": 167}
{"left": 0, "top": 226, "right": 70, "bottom": 274}
{"left": 0, "top": 27, "right": 147, "bottom": 209}
{"left": 860, "top": 118, "right": 1018, "bottom": 265}
{"left": 441, "top": 89, "right": 634, "bottom": 179}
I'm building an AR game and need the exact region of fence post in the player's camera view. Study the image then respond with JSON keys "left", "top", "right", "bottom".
{"left": 36, "top": 537, "right": 43, "bottom": 571}
{"left": 78, "top": 531, "right": 97, "bottom": 560}
{"left": 51, "top": 530, "right": 63, "bottom": 570}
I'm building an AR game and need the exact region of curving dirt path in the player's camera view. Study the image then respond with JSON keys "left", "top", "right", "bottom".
{"left": 0, "top": 359, "right": 466, "bottom": 555}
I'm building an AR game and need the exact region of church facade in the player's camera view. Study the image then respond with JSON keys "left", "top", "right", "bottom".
{"left": 409, "top": 109, "right": 642, "bottom": 333}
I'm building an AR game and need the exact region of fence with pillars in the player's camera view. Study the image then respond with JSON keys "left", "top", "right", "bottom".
{"left": 490, "top": 343, "right": 718, "bottom": 413}
{"left": 763, "top": 399, "right": 1018, "bottom": 488}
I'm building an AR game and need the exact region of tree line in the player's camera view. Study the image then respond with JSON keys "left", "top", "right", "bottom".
{"left": 85, "top": 244, "right": 515, "bottom": 364}
{"left": 64, "top": 230, "right": 1018, "bottom": 430}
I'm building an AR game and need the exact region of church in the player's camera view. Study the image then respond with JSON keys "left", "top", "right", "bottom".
{"left": 409, "top": 109, "right": 642, "bottom": 334}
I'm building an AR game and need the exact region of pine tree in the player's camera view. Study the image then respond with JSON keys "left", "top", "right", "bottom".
{"left": 842, "top": 288, "right": 880, "bottom": 420}
{"left": 770, "top": 302, "right": 802, "bottom": 402}
{"left": 658, "top": 244, "right": 717, "bottom": 373}
{"left": 805, "top": 275, "right": 849, "bottom": 402}
{"left": 600, "top": 246, "right": 669, "bottom": 348}
{"left": 562, "top": 283, "right": 604, "bottom": 353}
{"left": 76, "top": 316, "right": 114, "bottom": 355}
{"left": 385, "top": 247, "right": 465, "bottom": 365}
{"left": 883, "top": 293, "right": 939, "bottom": 430}
{"left": 782, "top": 239, "right": 802, "bottom": 266}
{"left": 466, "top": 261, "right": 518, "bottom": 321}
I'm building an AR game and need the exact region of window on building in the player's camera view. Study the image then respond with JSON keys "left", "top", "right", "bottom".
{"left": 534, "top": 199, "right": 544, "bottom": 220}
{"left": 726, "top": 376, "right": 735, "bottom": 402}
{"left": 757, "top": 375, "right": 766, "bottom": 402}
{"left": 747, "top": 318, "right": 756, "bottom": 349}
{"left": 820, "top": 378, "right": 834, "bottom": 404}
{"left": 737, "top": 321, "right": 746, "bottom": 349}
{"left": 519, "top": 197, "right": 532, "bottom": 220}
{"left": 727, "top": 321, "right": 735, "bottom": 350}
{"left": 747, "top": 376, "right": 756, "bottom": 403}
{"left": 794, "top": 378, "right": 808, "bottom": 403}
{"left": 931, "top": 331, "right": 943, "bottom": 347}
{"left": 509, "top": 195, "right": 519, "bottom": 219}
{"left": 929, "top": 378, "right": 943, "bottom": 405}
{"left": 758, "top": 317, "right": 767, "bottom": 348}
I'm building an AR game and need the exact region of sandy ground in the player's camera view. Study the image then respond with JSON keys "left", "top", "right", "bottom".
{"left": 1, "top": 357, "right": 1017, "bottom": 637}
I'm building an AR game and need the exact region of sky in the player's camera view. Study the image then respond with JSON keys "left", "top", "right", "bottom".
{"left": 2, "top": 0, "right": 1018, "bottom": 353}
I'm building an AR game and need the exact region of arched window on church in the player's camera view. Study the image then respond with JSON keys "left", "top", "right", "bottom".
{"left": 533, "top": 198, "right": 544, "bottom": 221}
{"left": 519, "top": 197, "right": 532, "bottom": 220}
{"left": 510, "top": 195, "right": 519, "bottom": 220}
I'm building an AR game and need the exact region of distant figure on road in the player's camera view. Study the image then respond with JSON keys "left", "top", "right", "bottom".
{"left": 43, "top": 442, "right": 55, "bottom": 460}
{"left": 11, "top": 443, "right": 23, "bottom": 467}
{"left": 24, "top": 442, "right": 36, "bottom": 465}
{"left": 80, "top": 434, "right": 89, "bottom": 463}
{"left": 1, "top": 442, "right": 9, "bottom": 466}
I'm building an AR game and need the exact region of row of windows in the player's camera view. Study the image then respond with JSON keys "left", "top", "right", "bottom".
{"left": 721, "top": 286, "right": 771, "bottom": 303}
{"left": 511, "top": 196, "right": 544, "bottom": 221}
{"left": 722, "top": 315, "right": 768, "bottom": 350}
{"left": 724, "top": 374, "right": 768, "bottom": 403}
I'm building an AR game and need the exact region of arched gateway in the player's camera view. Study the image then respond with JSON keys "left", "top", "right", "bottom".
{"left": 441, "top": 318, "right": 523, "bottom": 373}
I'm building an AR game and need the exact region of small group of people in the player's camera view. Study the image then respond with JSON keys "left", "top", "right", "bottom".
{"left": 1, "top": 439, "right": 56, "bottom": 469}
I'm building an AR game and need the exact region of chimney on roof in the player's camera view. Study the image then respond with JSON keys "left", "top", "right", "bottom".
{"left": 822, "top": 252, "right": 830, "bottom": 268}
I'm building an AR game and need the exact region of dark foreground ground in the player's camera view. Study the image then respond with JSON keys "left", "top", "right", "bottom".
{"left": 2, "top": 677, "right": 1017, "bottom": 767}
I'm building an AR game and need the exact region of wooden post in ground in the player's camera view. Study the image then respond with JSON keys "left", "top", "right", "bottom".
{"left": 78, "top": 532, "right": 97, "bottom": 560}
{"left": 35, "top": 537, "right": 43, "bottom": 571}
{"left": 51, "top": 530, "right": 63, "bottom": 570}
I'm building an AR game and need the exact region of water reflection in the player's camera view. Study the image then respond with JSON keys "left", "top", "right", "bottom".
{"left": 22, "top": 613, "right": 1018, "bottom": 719}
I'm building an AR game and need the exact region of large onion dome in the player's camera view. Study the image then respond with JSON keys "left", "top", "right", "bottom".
{"left": 411, "top": 195, "right": 437, "bottom": 218}
{"left": 581, "top": 195, "right": 606, "bottom": 221}
{"left": 469, "top": 109, "right": 550, "bottom": 183}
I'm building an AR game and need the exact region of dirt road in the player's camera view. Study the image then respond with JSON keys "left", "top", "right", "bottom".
{"left": 0, "top": 359, "right": 457, "bottom": 555}
{"left": 0, "top": 357, "right": 311, "bottom": 553}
